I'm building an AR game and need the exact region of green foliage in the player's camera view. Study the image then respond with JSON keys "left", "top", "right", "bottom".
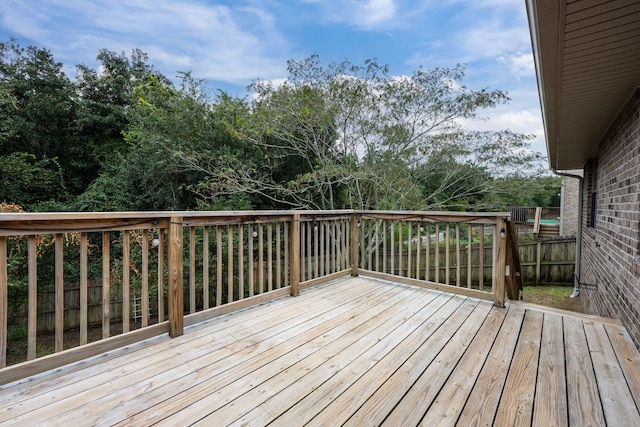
{"left": 0, "top": 152, "right": 67, "bottom": 209}
{"left": 190, "top": 55, "right": 546, "bottom": 211}
{"left": 1, "top": 40, "right": 550, "bottom": 214}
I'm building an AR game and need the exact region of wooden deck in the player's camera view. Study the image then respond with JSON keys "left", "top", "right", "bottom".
{"left": 1, "top": 276, "right": 639, "bottom": 426}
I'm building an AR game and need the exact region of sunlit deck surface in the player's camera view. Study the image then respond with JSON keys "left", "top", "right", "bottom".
{"left": 2, "top": 276, "right": 640, "bottom": 426}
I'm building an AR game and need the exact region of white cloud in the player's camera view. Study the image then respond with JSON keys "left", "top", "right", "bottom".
{"left": 302, "top": 0, "right": 397, "bottom": 30}
{"left": 0, "top": 0, "right": 290, "bottom": 84}
{"left": 454, "top": 24, "right": 531, "bottom": 64}
{"left": 460, "top": 108, "right": 546, "bottom": 155}
{"left": 497, "top": 52, "right": 535, "bottom": 77}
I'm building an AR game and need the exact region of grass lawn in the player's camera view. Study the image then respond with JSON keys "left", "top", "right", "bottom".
{"left": 520, "top": 285, "right": 585, "bottom": 313}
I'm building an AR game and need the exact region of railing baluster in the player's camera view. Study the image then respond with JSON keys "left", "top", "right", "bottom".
{"left": 80, "top": 233, "right": 88, "bottom": 345}
{"left": 337, "top": 220, "right": 342, "bottom": 271}
{"left": 407, "top": 222, "right": 412, "bottom": 279}
{"left": 351, "top": 215, "right": 359, "bottom": 276}
{"left": 479, "top": 225, "right": 485, "bottom": 291}
{"left": 301, "top": 223, "right": 306, "bottom": 280}
{"left": 142, "top": 229, "right": 149, "bottom": 326}
{"left": 276, "top": 223, "right": 281, "bottom": 289}
{"left": 284, "top": 224, "right": 289, "bottom": 287}
{"left": 383, "top": 222, "right": 387, "bottom": 274}
{"left": 375, "top": 220, "right": 380, "bottom": 273}
{"left": 249, "top": 224, "right": 254, "bottom": 297}
{"left": 445, "top": 223, "right": 450, "bottom": 285}
{"left": 55, "top": 235, "right": 65, "bottom": 351}
{"left": 259, "top": 223, "right": 264, "bottom": 294}
{"left": 344, "top": 220, "right": 350, "bottom": 271}
{"left": 492, "top": 223, "right": 498, "bottom": 290}
{"left": 425, "top": 223, "right": 430, "bottom": 281}
{"left": 390, "top": 221, "right": 395, "bottom": 275}
{"left": 238, "top": 224, "right": 244, "bottom": 299}
{"left": 320, "top": 221, "right": 325, "bottom": 276}
{"left": 434, "top": 222, "right": 440, "bottom": 283}
{"left": 360, "top": 220, "right": 366, "bottom": 271}
{"left": 158, "top": 230, "right": 165, "bottom": 321}
{"left": 467, "top": 224, "right": 472, "bottom": 289}
{"left": 306, "top": 222, "right": 312, "bottom": 280}
{"left": 100, "top": 232, "right": 109, "bottom": 339}
{"left": 27, "top": 236, "right": 38, "bottom": 360}
{"left": 416, "top": 223, "right": 421, "bottom": 280}
{"left": 190, "top": 227, "right": 196, "bottom": 314}
{"left": 290, "top": 213, "right": 300, "bottom": 296}
{"left": 367, "top": 220, "right": 373, "bottom": 271}
{"left": 268, "top": 223, "right": 273, "bottom": 290}
{"left": 456, "top": 223, "right": 461, "bottom": 287}
{"left": 28, "top": 236, "right": 38, "bottom": 359}
{"left": 227, "top": 225, "right": 234, "bottom": 303}
{"left": 123, "top": 231, "right": 130, "bottom": 332}
{"left": 203, "top": 226, "right": 209, "bottom": 309}
{"left": 0, "top": 236, "right": 6, "bottom": 368}
{"left": 331, "top": 222, "right": 337, "bottom": 274}
{"left": 314, "top": 221, "right": 319, "bottom": 279}
{"left": 397, "top": 221, "right": 402, "bottom": 277}
{"left": 216, "top": 225, "right": 222, "bottom": 306}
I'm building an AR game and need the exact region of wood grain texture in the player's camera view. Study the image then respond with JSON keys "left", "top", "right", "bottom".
{"left": 533, "top": 313, "right": 568, "bottom": 427}
{"left": 493, "top": 309, "right": 543, "bottom": 426}
{"left": 290, "top": 213, "right": 300, "bottom": 297}
{"left": 2, "top": 276, "right": 640, "bottom": 426}
{"left": 168, "top": 216, "right": 183, "bottom": 337}
{"left": 563, "top": 316, "right": 606, "bottom": 426}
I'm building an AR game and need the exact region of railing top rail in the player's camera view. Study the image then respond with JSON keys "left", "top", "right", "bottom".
{"left": 0, "top": 209, "right": 512, "bottom": 236}
{"left": 0, "top": 210, "right": 358, "bottom": 236}
{"left": 356, "top": 210, "right": 511, "bottom": 223}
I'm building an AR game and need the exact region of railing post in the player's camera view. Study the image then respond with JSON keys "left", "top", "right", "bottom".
{"left": 168, "top": 216, "right": 184, "bottom": 337}
{"left": 290, "top": 212, "right": 301, "bottom": 297}
{"left": 494, "top": 216, "right": 507, "bottom": 307}
{"left": 351, "top": 213, "right": 359, "bottom": 276}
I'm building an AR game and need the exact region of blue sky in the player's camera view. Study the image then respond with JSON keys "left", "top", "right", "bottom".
{"left": 0, "top": 0, "right": 545, "bottom": 155}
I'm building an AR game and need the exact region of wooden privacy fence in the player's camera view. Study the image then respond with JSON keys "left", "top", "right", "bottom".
{"left": 0, "top": 210, "right": 520, "bottom": 382}
{"left": 518, "top": 237, "right": 576, "bottom": 285}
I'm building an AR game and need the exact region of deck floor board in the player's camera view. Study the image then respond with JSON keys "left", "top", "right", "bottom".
{"left": 1, "top": 275, "right": 639, "bottom": 426}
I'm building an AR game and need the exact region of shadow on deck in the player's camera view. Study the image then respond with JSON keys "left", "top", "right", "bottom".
{"left": 1, "top": 275, "right": 639, "bottom": 426}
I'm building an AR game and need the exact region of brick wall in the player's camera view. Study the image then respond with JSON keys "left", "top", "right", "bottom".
{"left": 580, "top": 88, "right": 640, "bottom": 348}
{"left": 560, "top": 176, "right": 579, "bottom": 237}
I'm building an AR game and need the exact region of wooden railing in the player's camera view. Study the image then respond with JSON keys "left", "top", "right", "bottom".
{"left": 355, "top": 211, "right": 520, "bottom": 304}
{"left": 0, "top": 209, "right": 519, "bottom": 384}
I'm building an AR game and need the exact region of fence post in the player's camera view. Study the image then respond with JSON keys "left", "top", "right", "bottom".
{"left": 351, "top": 213, "right": 359, "bottom": 276}
{"left": 535, "top": 240, "right": 542, "bottom": 286}
{"left": 168, "top": 216, "right": 184, "bottom": 338}
{"left": 290, "top": 212, "right": 301, "bottom": 297}
{"left": 494, "top": 216, "right": 507, "bottom": 307}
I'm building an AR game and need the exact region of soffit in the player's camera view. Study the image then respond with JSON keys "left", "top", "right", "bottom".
{"left": 527, "top": 0, "right": 640, "bottom": 170}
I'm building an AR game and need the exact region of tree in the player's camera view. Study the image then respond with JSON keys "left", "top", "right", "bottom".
{"left": 0, "top": 152, "right": 66, "bottom": 209}
{"left": 183, "top": 55, "right": 543, "bottom": 210}
{"left": 75, "top": 48, "right": 170, "bottom": 165}
{"left": 0, "top": 39, "right": 79, "bottom": 201}
{"left": 76, "top": 73, "right": 251, "bottom": 211}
